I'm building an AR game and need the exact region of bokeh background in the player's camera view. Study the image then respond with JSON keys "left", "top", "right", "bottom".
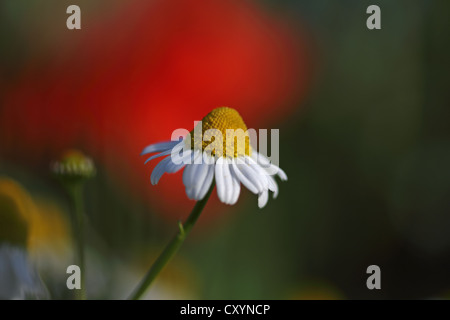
{"left": 1, "top": 0, "right": 450, "bottom": 299}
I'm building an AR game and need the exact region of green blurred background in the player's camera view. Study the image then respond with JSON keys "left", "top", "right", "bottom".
{"left": 1, "top": 0, "right": 450, "bottom": 299}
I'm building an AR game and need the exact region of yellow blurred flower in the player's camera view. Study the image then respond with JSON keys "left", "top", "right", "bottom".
{"left": 0, "top": 178, "right": 32, "bottom": 248}
{"left": 0, "top": 177, "right": 72, "bottom": 299}
{"left": 0, "top": 177, "right": 72, "bottom": 254}
{"left": 0, "top": 176, "right": 74, "bottom": 289}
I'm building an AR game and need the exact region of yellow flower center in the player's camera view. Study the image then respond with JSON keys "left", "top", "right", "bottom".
{"left": 189, "top": 107, "right": 251, "bottom": 158}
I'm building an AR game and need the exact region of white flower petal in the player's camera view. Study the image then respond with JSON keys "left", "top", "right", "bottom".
{"left": 183, "top": 174, "right": 194, "bottom": 200}
{"left": 247, "top": 157, "right": 270, "bottom": 189}
{"left": 192, "top": 162, "right": 210, "bottom": 200}
{"left": 186, "top": 186, "right": 196, "bottom": 200}
{"left": 173, "top": 149, "right": 193, "bottom": 167}
{"left": 258, "top": 190, "right": 269, "bottom": 208}
{"left": 267, "top": 175, "right": 279, "bottom": 198}
{"left": 183, "top": 166, "right": 195, "bottom": 198}
{"left": 191, "top": 153, "right": 215, "bottom": 200}
{"left": 182, "top": 164, "right": 193, "bottom": 186}
{"left": 251, "top": 151, "right": 268, "bottom": 165}
{"left": 144, "top": 149, "right": 173, "bottom": 165}
{"left": 215, "top": 157, "right": 227, "bottom": 203}
{"left": 229, "top": 168, "right": 241, "bottom": 205}
{"left": 236, "top": 161, "right": 264, "bottom": 193}
{"left": 276, "top": 168, "right": 288, "bottom": 181}
{"left": 182, "top": 151, "right": 200, "bottom": 187}
{"left": 183, "top": 151, "right": 204, "bottom": 199}
{"left": 196, "top": 163, "right": 215, "bottom": 200}
{"left": 230, "top": 159, "right": 259, "bottom": 194}
{"left": 148, "top": 146, "right": 189, "bottom": 185}
{"left": 251, "top": 151, "right": 288, "bottom": 180}
{"left": 150, "top": 156, "right": 171, "bottom": 185}
{"left": 141, "top": 140, "right": 180, "bottom": 156}
{"left": 192, "top": 150, "right": 203, "bottom": 164}
{"left": 222, "top": 158, "right": 234, "bottom": 204}
{"left": 237, "top": 157, "right": 269, "bottom": 194}
{"left": 164, "top": 158, "right": 185, "bottom": 174}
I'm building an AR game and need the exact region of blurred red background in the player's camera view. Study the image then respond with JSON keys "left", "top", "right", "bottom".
{"left": 0, "top": 0, "right": 309, "bottom": 220}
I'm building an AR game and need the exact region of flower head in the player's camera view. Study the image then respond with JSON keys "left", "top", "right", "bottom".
{"left": 190, "top": 107, "right": 251, "bottom": 158}
{"left": 51, "top": 149, "right": 96, "bottom": 184}
{"left": 142, "top": 107, "right": 287, "bottom": 208}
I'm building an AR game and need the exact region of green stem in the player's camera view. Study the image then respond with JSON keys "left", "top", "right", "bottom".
{"left": 67, "top": 184, "right": 86, "bottom": 300}
{"left": 128, "top": 183, "right": 215, "bottom": 300}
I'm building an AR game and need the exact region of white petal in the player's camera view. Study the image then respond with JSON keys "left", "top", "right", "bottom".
{"left": 183, "top": 151, "right": 204, "bottom": 199}
{"left": 276, "top": 168, "right": 288, "bottom": 181}
{"left": 196, "top": 164, "right": 215, "bottom": 200}
{"left": 267, "top": 175, "right": 279, "bottom": 198}
{"left": 215, "top": 157, "right": 227, "bottom": 203}
{"left": 238, "top": 156, "right": 270, "bottom": 194}
{"left": 186, "top": 186, "right": 195, "bottom": 200}
{"left": 237, "top": 162, "right": 264, "bottom": 192}
{"left": 229, "top": 168, "right": 241, "bottom": 205}
{"left": 192, "top": 150, "right": 203, "bottom": 164}
{"left": 222, "top": 158, "right": 234, "bottom": 204}
{"left": 164, "top": 158, "right": 185, "bottom": 174}
{"left": 251, "top": 151, "right": 268, "bottom": 165}
{"left": 149, "top": 148, "right": 187, "bottom": 185}
{"left": 258, "top": 190, "right": 269, "bottom": 208}
{"left": 183, "top": 168, "right": 195, "bottom": 196}
{"left": 230, "top": 159, "right": 259, "bottom": 194}
{"left": 202, "top": 152, "right": 216, "bottom": 165}
{"left": 252, "top": 151, "right": 288, "bottom": 180}
{"left": 247, "top": 157, "right": 270, "bottom": 189}
{"left": 192, "top": 162, "right": 210, "bottom": 200}
{"left": 174, "top": 149, "right": 193, "bottom": 166}
{"left": 183, "top": 164, "right": 195, "bottom": 189}
{"left": 150, "top": 156, "right": 171, "bottom": 185}
{"left": 144, "top": 149, "right": 173, "bottom": 165}
{"left": 182, "top": 151, "right": 200, "bottom": 187}
{"left": 192, "top": 153, "right": 216, "bottom": 200}
{"left": 141, "top": 140, "right": 180, "bottom": 156}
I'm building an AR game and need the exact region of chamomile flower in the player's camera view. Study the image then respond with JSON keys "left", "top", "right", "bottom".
{"left": 141, "top": 107, "right": 287, "bottom": 208}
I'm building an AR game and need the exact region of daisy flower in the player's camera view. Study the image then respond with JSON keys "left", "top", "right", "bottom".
{"left": 141, "top": 107, "right": 287, "bottom": 208}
